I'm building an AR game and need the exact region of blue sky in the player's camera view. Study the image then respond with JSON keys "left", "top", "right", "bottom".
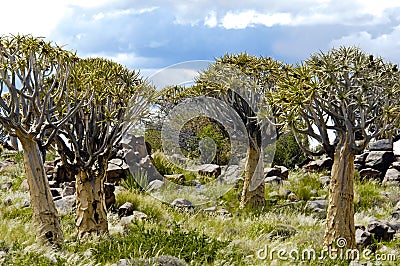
{"left": 2, "top": 0, "right": 400, "bottom": 77}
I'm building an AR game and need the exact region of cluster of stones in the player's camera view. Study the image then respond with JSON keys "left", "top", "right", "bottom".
{"left": 355, "top": 139, "right": 400, "bottom": 183}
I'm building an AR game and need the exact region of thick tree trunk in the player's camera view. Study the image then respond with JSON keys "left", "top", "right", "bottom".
{"left": 324, "top": 141, "right": 356, "bottom": 249}
{"left": 19, "top": 136, "right": 63, "bottom": 245}
{"left": 76, "top": 170, "right": 108, "bottom": 238}
{"left": 240, "top": 144, "right": 265, "bottom": 209}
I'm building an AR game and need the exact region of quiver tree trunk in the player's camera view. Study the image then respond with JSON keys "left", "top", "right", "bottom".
{"left": 324, "top": 140, "right": 356, "bottom": 249}
{"left": 76, "top": 168, "right": 108, "bottom": 239}
{"left": 240, "top": 144, "right": 265, "bottom": 209}
{"left": 19, "top": 136, "right": 64, "bottom": 245}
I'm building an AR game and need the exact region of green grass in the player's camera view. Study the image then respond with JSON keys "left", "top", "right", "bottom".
{"left": 1, "top": 151, "right": 400, "bottom": 265}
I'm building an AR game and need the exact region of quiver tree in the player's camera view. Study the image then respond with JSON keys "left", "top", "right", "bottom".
{"left": 273, "top": 46, "right": 400, "bottom": 248}
{"left": 55, "top": 58, "right": 153, "bottom": 238}
{"left": 159, "top": 53, "right": 282, "bottom": 208}
{"left": 0, "top": 35, "right": 82, "bottom": 245}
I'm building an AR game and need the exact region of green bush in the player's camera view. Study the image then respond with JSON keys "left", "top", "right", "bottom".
{"left": 273, "top": 132, "right": 307, "bottom": 168}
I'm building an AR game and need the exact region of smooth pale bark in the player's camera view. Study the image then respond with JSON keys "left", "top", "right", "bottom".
{"left": 324, "top": 141, "right": 356, "bottom": 249}
{"left": 19, "top": 136, "right": 63, "bottom": 245}
{"left": 240, "top": 145, "right": 265, "bottom": 209}
{"left": 75, "top": 170, "right": 108, "bottom": 238}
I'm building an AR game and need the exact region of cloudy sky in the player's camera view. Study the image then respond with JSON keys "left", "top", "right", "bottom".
{"left": 2, "top": 0, "right": 400, "bottom": 77}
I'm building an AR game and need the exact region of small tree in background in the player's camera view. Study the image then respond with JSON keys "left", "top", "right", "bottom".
{"left": 55, "top": 58, "right": 153, "bottom": 238}
{"left": 0, "top": 35, "right": 83, "bottom": 245}
{"left": 273, "top": 46, "right": 400, "bottom": 248}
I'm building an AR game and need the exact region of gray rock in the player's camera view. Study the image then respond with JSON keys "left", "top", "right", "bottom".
{"left": 304, "top": 157, "right": 333, "bottom": 171}
{"left": 305, "top": 200, "right": 328, "bottom": 212}
{"left": 171, "top": 198, "right": 194, "bottom": 209}
{"left": 195, "top": 164, "right": 221, "bottom": 177}
{"left": 147, "top": 180, "right": 164, "bottom": 192}
{"left": 356, "top": 228, "right": 372, "bottom": 248}
{"left": 120, "top": 211, "right": 148, "bottom": 227}
{"left": 48, "top": 180, "right": 58, "bottom": 188}
{"left": 368, "top": 139, "right": 393, "bottom": 151}
{"left": 203, "top": 206, "right": 217, "bottom": 213}
{"left": 131, "top": 255, "right": 186, "bottom": 266}
{"left": 1, "top": 181, "right": 12, "bottom": 190}
{"left": 264, "top": 176, "right": 281, "bottom": 185}
{"left": 359, "top": 168, "right": 382, "bottom": 179}
{"left": 54, "top": 195, "right": 76, "bottom": 214}
{"left": 118, "top": 202, "right": 135, "bottom": 217}
{"left": 50, "top": 188, "right": 62, "bottom": 198}
{"left": 2, "top": 198, "right": 12, "bottom": 206}
{"left": 310, "top": 189, "right": 318, "bottom": 197}
{"left": 117, "top": 258, "right": 131, "bottom": 266}
{"left": 366, "top": 220, "right": 395, "bottom": 241}
{"left": 383, "top": 168, "right": 400, "bottom": 184}
{"left": 20, "top": 179, "right": 29, "bottom": 192}
{"left": 264, "top": 167, "right": 281, "bottom": 178}
{"left": 320, "top": 176, "right": 331, "bottom": 187}
{"left": 354, "top": 152, "right": 369, "bottom": 165}
{"left": 276, "top": 166, "right": 289, "bottom": 179}
{"left": 216, "top": 208, "right": 232, "bottom": 217}
{"left": 62, "top": 186, "right": 76, "bottom": 197}
{"left": 365, "top": 151, "right": 395, "bottom": 172}
{"left": 392, "top": 161, "right": 400, "bottom": 171}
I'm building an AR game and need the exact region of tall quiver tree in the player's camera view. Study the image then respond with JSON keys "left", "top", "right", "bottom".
{"left": 160, "top": 53, "right": 282, "bottom": 208}
{"left": 273, "top": 47, "right": 400, "bottom": 248}
{"left": 56, "top": 58, "right": 153, "bottom": 238}
{"left": 0, "top": 35, "right": 81, "bottom": 245}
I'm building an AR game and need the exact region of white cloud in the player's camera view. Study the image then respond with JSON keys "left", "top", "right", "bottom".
{"left": 330, "top": 26, "right": 400, "bottom": 62}
{"left": 92, "top": 7, "right": 158, "bottom": 21}
{"left": 0, "top": 0, "right": 119, "bottom": 36}
{"left": 221, "top": 10, "right": 292, "bottom": 29}
{"left": 83, "top": 52, "right": 162, "bottom": 69}
{"left": 204, "top": 11, "right": 218, "bottom": 28}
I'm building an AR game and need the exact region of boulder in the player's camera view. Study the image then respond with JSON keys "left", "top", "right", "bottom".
{"left": 264, "top": 176, "right": 281, "bottom": 185}
{"left": 365, "top": 151, "right": 395, "bottom": 172}
{"left": 106, "top": 158, "right": 130, "bottom": 184}
{"left": 392, "top": 161, "right": 400, "bottom": 171}
{"left": 171, "top": 198, "right": 194, "bottom": 209}
{"left": 120, "top": 211, "right": 148, "bottom": 227}
{"left": 354, "top": 152, "right": 369, "bottom": 165}
{"left": 62, "top": 186, "right": 75, "bottom": 197}
{"left": 305, "top": 200, "right": 328, "bottom": 212}
{"left": 383, "top": 168, "right": 400, "bottom": 184}
{"left": 195, "top": 164, "right": 221, "bottom": 177}
{"left": 264, "top": 167, "right": 281, "bottom": 178}
{"left": 319, "top": 176, "right": 331, "bottom": 187}
{"left": 54, "top": 195, "right": 76, "bottom": 214}
{"left": 147, "top": 180, "right": 164, "bottom": 192}
{"left": 368, "top": 139, "right": 393, "bottom": 151}
{"left": 366, "top": 220, "right": 395, "bottom": 241}
{"left": 359, "top": 168, "right": 382, "bottom": 179}
{"left": 20, "top": 179, "right": 29, "bottom": 192}
{"left": 1, "top": 181, "right": 12, "bottom": 190}
{"left": 50, "top": 188, "right": 62, "bottom": 198}
{"left": 264, "top": 166, "right": 289, "bottom": 180}
{"left": 118, "top": 202, "right": 135, "bottom": 218}
{"left": 355, "top": 228, "right": 372, "bottom": 248}
{"left": 304, "top": 157, "right": 333, "bottom": 171}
